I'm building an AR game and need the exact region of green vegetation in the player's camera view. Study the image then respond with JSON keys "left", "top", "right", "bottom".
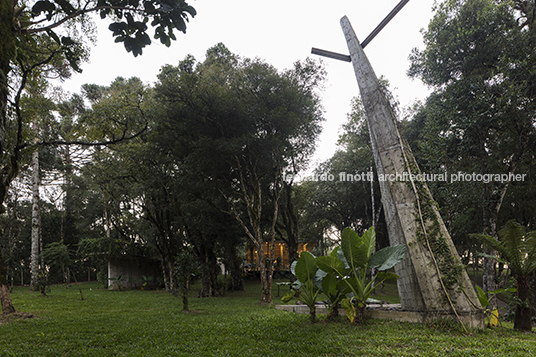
{"left": 473, "top": 221, "right": 536, "bottom": 331}
{"left": 282, "top": 228, "right": 405, "bottom": 324}
{"left": 282, "top": 251, "right": 324, "bottom": 323}
{"left": 0, "top": 282, "right": 535, "bottom": 356}
{"left": 316, "top": 227, "right": 404, "bottom": 324}
{"left": 407, "top": 0, "right": 536, "bottom": 294}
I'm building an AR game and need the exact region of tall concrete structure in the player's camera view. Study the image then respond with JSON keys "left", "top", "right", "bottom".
{"left": 340, "top": 16, "right": 484, "bottom": 328}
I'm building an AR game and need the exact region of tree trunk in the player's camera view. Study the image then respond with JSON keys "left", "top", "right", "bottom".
{"left": 160, "top": 256, "right": 170, "bottom": 291}
{"left": 30, "top": 149, "right": 41, "bottom": 290}
{"left": 228, "top": 161, "right": 282, "bottom": 304}
{"left": 182, "top": 284, "right": 189, "bottom": 311}
{"left": 332, "top": 304, "right": 339, "bottom": 318}
{"left": 228, "top": 179, "right": 273, "bottom": 303}
{"left": 281, "top": 182, "right": 299, "bottom": 265}
{"left": 198, "top": 272, "right": 212, "bottom": 297}
{"left": 0, "top": 284, "right": 15, "bottom": 314}
{"left": 482, "top": 250, "right": 496, "bottom": 293}
{"left": 0, "top": 253, "right": 15, "bottom": 314}
{"left": 196, "top": 235, "right": 219, "bottom": 298}
{"left": 482, "top": 184, "right": 498, "bottom": 293}
{"left": 227, "top": 254, "right": 244, "bottom": 291}
{"left": 0, "top": 0, "right": 15, "bottom": 163}
{"left": 256, "top": 241, "right": 271, "bottom": 304}
{"left": 327, "top": 304, "right": 339, "bottom": 321}
{"left": 198, "top": 259, "right": 220, "bottom": 298}
{"left": 514, "top": 275, "right": 532, "bottom": 332}
{"left": 167, "top": 259, "right": 176, "bottom": 291}
{"left": 0, "top": 0, "right": 17, "bottom": 315}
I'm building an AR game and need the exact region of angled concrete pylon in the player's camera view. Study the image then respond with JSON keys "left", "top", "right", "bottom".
{"left": 341, "top": 16, "right": 484, "bottom": 328}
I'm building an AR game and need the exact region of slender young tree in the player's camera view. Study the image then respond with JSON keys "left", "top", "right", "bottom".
{"left": 29, "top": 124, "right": 41, "bottom": 291}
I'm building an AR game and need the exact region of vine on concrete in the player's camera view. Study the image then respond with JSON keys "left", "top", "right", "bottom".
{"left": 400, "top": 139, "right": 468, "bottom": 333}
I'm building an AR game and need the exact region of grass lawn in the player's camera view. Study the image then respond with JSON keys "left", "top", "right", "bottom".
{"left": 0, "top": 280, "right": 535, "bottom": 356}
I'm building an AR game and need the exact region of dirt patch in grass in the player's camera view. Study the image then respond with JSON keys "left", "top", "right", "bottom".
{"left": 0, "top": 311, "right": 35, "bottom": 324}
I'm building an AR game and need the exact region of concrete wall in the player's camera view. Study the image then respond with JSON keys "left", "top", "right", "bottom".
{"left": 341, "top": 16, "right": 483, "bottom": 328}
{"left": 108, "top": 257, "right": 160, "bottom": 290}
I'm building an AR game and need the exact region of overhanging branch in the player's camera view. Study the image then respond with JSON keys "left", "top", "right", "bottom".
{"left": 17, "top": 121, "right": 148, "bottom": 151}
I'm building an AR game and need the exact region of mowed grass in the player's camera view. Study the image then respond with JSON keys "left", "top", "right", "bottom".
{"left": 0, "top": 281, "right": 535, "bottom": 356}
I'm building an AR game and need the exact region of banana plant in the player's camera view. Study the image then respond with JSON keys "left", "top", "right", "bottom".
{"left": 316, "top": 227, "right": 405, "bottom": 324}
{"left": 281, "top": 251, "right": 325, "bottom": 322}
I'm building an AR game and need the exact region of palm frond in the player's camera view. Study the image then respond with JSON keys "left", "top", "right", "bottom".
{"left": 523, "top": 231, "right": 536, "bottom": 275}
{"left": 472, "top": 233, "right": 505, "bottom": 256}
{"left": 476, "top": 221, "right": 536, "bottom": 276}
{"left": 498, "top": 220, "right": 526, "bottom": 272}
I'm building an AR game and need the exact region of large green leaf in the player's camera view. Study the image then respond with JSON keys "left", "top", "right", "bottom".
{"left": 313, "top": 269, "right": 327, "bottom": 289}
{"left": 361, "top": 226, "right": 376, "bottom": 262}
{"left": 342, "top": 277, "right": 359, "bottom": 297}
{"left": 299, "top": 279, "right": 320, "bottom": 309}
{"left": 321, "top": 272, "right": 339, "bottom": 297}
{"left": 330, "top": 246, "right": 340, "bottom": 257}
{"left": 368, "top": 244, "right": 406, "bottom": 271}
{"left": 525, "top": 232, "right": 536, "bottom": 275}
{"left": 375, "top": 271, "right": 399, "bottom": 281}
{"left": 341, "top": 227, "right": 366, "bottom": 269}
{"left": 336, "top": 247, "right": 349, "bottom": 268}
{"left": 316, "top": 255, "right": 348, "bottom": 277}
{"left": 295, "top": 251, "right": 317, "bottom": 283}
{"left": 337, "top": 278, "right": 353, "bottom": 295}
{"left": 498, "top": 220, "right": 526, "bottom": 272}
{"left": 475, "top": 221, "right": 536, "bottom": 276}
{"left": 290, "top": 260, "right": 297, "bottom": 276}
{"left": 475, "top": 285, "right": 489, "bottom": 309}
{"left": 361, "top": 280, "right": 374, "bottom": 305}
{"left": 281, "top": 290, "right": 296, "bottom": 303}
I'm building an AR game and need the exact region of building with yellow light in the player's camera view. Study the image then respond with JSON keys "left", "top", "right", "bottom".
{"left": 245, "top": 241, "right": 314, "bottom": 271}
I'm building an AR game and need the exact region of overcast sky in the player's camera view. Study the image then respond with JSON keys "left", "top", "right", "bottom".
{"left": 60, "top": 0, "right": 435, "bottom": 168}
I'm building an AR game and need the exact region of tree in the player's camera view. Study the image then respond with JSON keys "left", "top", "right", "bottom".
{"left": 276, "top": 180, "right": 305, "bottom": 266}
{"left": 504, "top": 0, "right": 536, "bottom": 30}
{"left": 175, "top": 247, "right": 199, "bottom": 311}
{"left": 0, "top": 179, "right": 30, "bottom": 288}
{"left": 40, "top": 240, "right": 71, "bottom": 294}
{"left": 80, "top": 75, "right": 243, "bottom": 297}
{"left": 474, "top": 221, "right": 536, "bottom": 331}
{"left": 303, "top": 97, "right": 386, "bottom": 245}
{"left": 408, "top": 0, "right": 536, "bottom": 292}
{"left": 19, "top": 81, "right": 56, "bottom": 290}
{"left": 154, "top": 44, "right": 325, "bottom": 303}
{"left": 29, "top": 119, "right": 41, "bottom": 291}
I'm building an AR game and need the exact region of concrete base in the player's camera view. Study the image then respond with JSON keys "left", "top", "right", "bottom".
{"left": 275, "top": 304, "right": 485, "bottom": 329}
